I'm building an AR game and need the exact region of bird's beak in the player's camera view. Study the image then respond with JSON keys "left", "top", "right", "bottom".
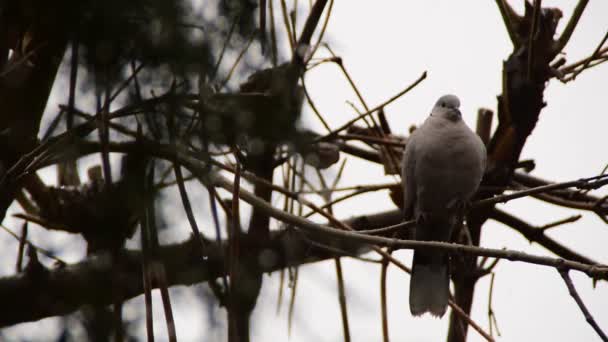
{"left": 453, "top": 108, "right": 462, "bottom": 117}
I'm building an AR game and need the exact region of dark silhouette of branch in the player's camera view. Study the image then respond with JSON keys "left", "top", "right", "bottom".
{"left": 558, "top": 269, "right": 608, "bottom": 342}
{"left": 3, "top": 183, "right": 606, "bottom": 329}
{"left": 561, "top": 30, "right": 608, "bottom": 81}
{"left": 476, "top": 108, "right": 494, "bottom": 145}
{"left": 0, "top": 208, "right": 397, "bottom": 327}
{"left": 380, "top": 256, "right": 390, "bottom": 342}
{"left": 474, "top": 174, "right": 608, "bottom": 208}
{"left": 0, "top": 3, "right": 70, "bottom": 220}
{"left": 449, "top": 3, "right": 584, "bottom": 339}
{"left": 447, "top": 299, "right": 495, "bottom": 342}
{"left": 1, "top": 3, "right": 605, "bottom": 340}
{"left": 210, "top": 172, "right": 608, "bottom": 277}
{"left": 558, "top": 46, "right": 608, "bottom": 82}
{"left": 512, "top": 172, "right": 608, "bottom": 219}
{"left": 489, "top": 208, "right": 598, "bottom": 265}
{"left": 553, "top": 0, "right": 590, "bottom": 55}
{"left": 494, "top": 0, "right": 519, "bottom": 45}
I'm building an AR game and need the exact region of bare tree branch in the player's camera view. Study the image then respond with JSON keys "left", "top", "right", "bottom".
{"left": 553, "top": 0, "right": 590, "bottom": 55}
{"left": 494, "top": 0, "right": 519, "bottom": 45}
{"left": 0, "top": 208, "right": 391, "bottom": 328}
{"left": 558, "top": 269, "right": 608, "bottom": 342}
{"left": 489, "top": 208, "right": 598, "bottom": 265}
{"left": 475, "top": 174, "right": 608, "bottom": 209}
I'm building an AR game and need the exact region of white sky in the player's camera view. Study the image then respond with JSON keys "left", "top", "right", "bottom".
{"left": 2, "top": 1, "right": 607, "bottom": 341}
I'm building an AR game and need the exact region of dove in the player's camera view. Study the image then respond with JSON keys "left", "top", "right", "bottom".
{"left": 402, "top": 94, "right": 486, "bottom": 317}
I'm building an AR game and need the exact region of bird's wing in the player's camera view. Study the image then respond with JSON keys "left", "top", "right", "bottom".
{"left": 402, "top": 134, "right": 417, "bottom": 221}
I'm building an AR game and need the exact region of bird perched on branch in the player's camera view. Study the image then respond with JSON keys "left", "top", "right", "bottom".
{"left": 402, "top": 94, "right": 486, "bottom": 317}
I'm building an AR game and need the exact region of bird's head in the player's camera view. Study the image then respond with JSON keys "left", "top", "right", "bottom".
{"left": 430, "top": 94, "right": 461, "bottom": 122}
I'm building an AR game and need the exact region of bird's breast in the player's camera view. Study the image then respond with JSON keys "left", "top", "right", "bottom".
{"left": 413, "top": 122, "right": 484, "bottom": 211}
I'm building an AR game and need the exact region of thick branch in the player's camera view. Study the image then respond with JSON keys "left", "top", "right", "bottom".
{"left": 0, "top": 208, "right": 398, "bottom": 327}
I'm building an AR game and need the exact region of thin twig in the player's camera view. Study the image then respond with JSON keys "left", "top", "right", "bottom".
{"left": 156, "top": 263, "right": 177, "bottom": 342}
{"left": 268, "top": 0, "right": 279, "bottom": 66}
{"left": 565, "top": 30, "right": 608, "bottom": 81}
{"left": 141, "top": 199, "right": 155, "bottom": 342}
{"left": 228, "top": 160, "right": 242, "bottom": 342}
{"left": 380, "top": 255, "right": 390, "bottom": 342}
{"left": 448, "top": 299, "right": 495, "bottom": 342}
{"left": 494, "top": 0, "right": 518, "bottom": 45}
{"left": 297, "top": 182, "right": 396, "bottom": 194}
{"left": 301, "top": 76, "right": 332, "bottom": 132}
{"left": 293, "top": 0, "right": 329, "bottom": 65}
{"left": 0, "top": 42, "right": 48, "bottom": 77}
{"left": 554, "top": 0, "right": 590, "bottom": 55}
{"left": 357, "top": 221, "right": 414, "bottom": 236}
{"left": 15, "top": 222, "right": 28, "bottom": 273}
{"left": 325, "top": 48, "right": 375, "bottom": 130}
{"left": 559, "top": 47, "right": 608, "bottom": 78}
{"left": 308, "top": 0, "right": 334, "bottom": 61}
{"left": 219, "top": 29, "right": 258, "bottom": 89}
{"left": 145, "top": 166, "right": 177, "bottom": 342}
{"left": 330, "top": 158, "right": 348, "bottom": 191}
{"left": 1, "top": 224, "right": 66, "bottom": 264}
{"left": 335, "top": 258, "right": 351, "bottom": 342}
{"left": 527, "top": 0, "right": 541, "bottom": 81}
{"left": 174, "top": 166, "right": 206, "bottom": 246}
{"left": 276, "top": 268, "right": 285, "bottom": 315}
{"left": 339, "top": 134, "right": 405, "bottom": 147}
{"left": 487, "top": 273, "right": 501, "bottom": 337}
{"left": 297, "top": 232, "right": 381, "bottom": 263}
{"left": 490, "top": 208, "right": 596, "bottom": 266}
{"left": 280, "top": 0, "right": 295, "bottom": 50}
{"left": 287, "top": 267, "right": 299, "bottom": 336}
{"left": 317, "top": 167, "right": 351, "bottom": 342}
{"left": 510, "top": 181, "right": 601, "bottom": 213}
{"left": 66, "top": 39, "right": 79, "bottom": 143}
{"left": 99, "top": 75, "right": 113, "bottom": 185}
{"left": 315, "top": 71, "right": 427, "bottom": 142}
{"left": 539, "top": 214, "right": 582, "bottom": 231}
{"left": 207, "top": 186, "right": 230, "bottom": 296}
{"left": 260, "top": 0, "right": 267, "bottom": 53}
{"left": 109, "top": 62, "right": 145, "bottom": 104}
{"left": 558, "top": 269, "right": 608, "bottom": 341}
{"left": 474, "top": 174, "right": 608, "bottom": 208}
{"left": 561, "top": 54, "right": 608, "bottom": 76}
{"left": 212, "top": 15, "right": 239, "bottom": 81}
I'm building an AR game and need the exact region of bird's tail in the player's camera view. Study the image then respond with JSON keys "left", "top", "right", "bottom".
{"left": 409, "top": 250, "right": 449, "bottom": 317}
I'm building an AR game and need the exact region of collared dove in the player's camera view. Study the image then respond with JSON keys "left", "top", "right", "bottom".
{"left": 402, "top": 94, "right": 486, "bottom": 317}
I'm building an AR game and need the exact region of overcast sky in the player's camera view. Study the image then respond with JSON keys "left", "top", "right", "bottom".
{"left": 2, "top": 1, "right": 607, "bottom": 341}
